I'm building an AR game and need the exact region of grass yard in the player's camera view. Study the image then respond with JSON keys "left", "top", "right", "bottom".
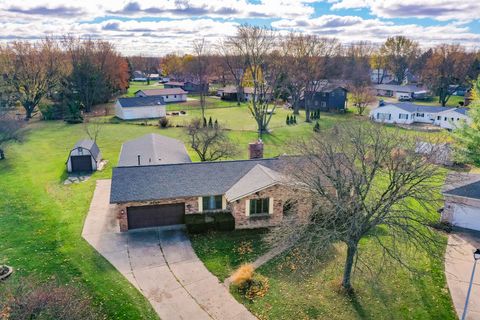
{"left": 0, "top": 100, "right": 456, "bottom": 319}
{"left": 191, "top": 228, "right": 455, "bottom": 320}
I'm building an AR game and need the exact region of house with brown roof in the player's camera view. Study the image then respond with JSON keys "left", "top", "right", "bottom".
{"left": 135, "top": 88, "right": 187, "bottom": 103}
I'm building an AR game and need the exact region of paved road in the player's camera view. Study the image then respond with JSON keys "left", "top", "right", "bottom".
{"left": 82, "top": 180, "right": 256, "bottom": 320}
{"left": 445, "top": 230, "right": 480, "bottom": 320}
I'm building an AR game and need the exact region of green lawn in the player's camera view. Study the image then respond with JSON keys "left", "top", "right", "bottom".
{"left": 191, "top": 227, "right": 455, "bottom": 320}
{"left": 0, "top": 101, "right": 455, "bottom": 319}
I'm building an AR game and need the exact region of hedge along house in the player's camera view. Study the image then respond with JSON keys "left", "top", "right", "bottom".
{"left": 114, "top": 96, "right": 166, "bottom": 120}
{"left": 110, "top": 156, "right": 309, "bottom": 231}
{"left": 67, "top": 139, "right": 102, "bottom": 173}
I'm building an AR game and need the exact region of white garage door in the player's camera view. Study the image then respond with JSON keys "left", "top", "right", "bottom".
{"left": 452, "top": 204, "right": 480, "bottom": 231}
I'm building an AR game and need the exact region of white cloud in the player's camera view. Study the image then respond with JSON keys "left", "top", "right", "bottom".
{"left": 329, "top": 0, "right": 480, "bottom": 21}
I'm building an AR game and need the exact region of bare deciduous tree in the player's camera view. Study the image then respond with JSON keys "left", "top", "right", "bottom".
{"left": 226, "top": 25, "right": 284, "bottom": 136}
{"left": 185, "top": 118, "right": 239, "bottom": 161}
{"left": 219, "top": 40, "right": 246, "bottom": 107}
{"left": 268, "top": 123, "right": 444, "bottom": 290}
{"left": 380, "top": 36, "right": 419, "bottom": 84}
{"left": 192, "top": 38, "right": 210, "bottom": 120}
{"left": 0, "top": 109, "right": 24, "bottom": 159}
{"left": 83, "top": 118, "right": 103, "bottom": 143}
{"left": 0, "top": 38, "right": 67, "bottom": 120}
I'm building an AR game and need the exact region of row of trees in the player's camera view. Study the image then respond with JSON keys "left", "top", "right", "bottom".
{"left": 159, "top": 27, "right": 479, "bottom": 135}
{"left": 0, "top": 37, "right": 129, "bottom": 120}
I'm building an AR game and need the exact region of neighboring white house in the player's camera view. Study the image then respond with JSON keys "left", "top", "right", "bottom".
{"left": 369, "top": 103, "right": 470, "bottom": 129}
{"left": 374, "top": 84, "right": 428, "bottom": 100}
{"left": 115, "top": 97, "right": 166, "bottom": 120}
{"left": 442, "top": 174, "right": 480, "bottom": 231}
{"left": 134, "top": 88, "right": 187, "bottom": 103}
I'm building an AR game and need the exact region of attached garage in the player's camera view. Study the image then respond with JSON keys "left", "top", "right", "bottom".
{"left": 443, "top": 174, "right": 480, "bottom": 232}
{"left": 127, "top": 203, "right": 185, "bottom": 230}
{"left": 67, "top": 139, "right": 102, "bottom": 173}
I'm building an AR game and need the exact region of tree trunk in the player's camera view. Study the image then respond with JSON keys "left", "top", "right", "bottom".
{"left": 341, "top": 243, "right": 358, "bottom": 290}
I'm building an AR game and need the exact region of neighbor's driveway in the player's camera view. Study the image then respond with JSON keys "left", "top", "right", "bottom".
{"left": 445, "top": 230, "right": 480, "bottom": 320}
{"left": 82, "top": 180, "right": 256, "bottom": 320}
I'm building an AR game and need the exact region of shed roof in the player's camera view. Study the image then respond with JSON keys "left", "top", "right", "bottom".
{"left": 118, "top": 133, "right": 191, "bottom": 167}
{"left": 165, "top": 81, "right": 185, "bottom": 86}
{"left": 110, "top": 157, "right": 290, "bottom": 204}
{"left": 117, "top": 96, "right": 165, "bottom": 108}
{"left": 73, "top": 139, "right": 101, "bottom": 161}
{"left": 136, "top": 88, "right": 187, "bottom": 96}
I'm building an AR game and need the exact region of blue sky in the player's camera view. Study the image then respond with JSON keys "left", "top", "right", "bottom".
{"left": 0, "top": 0, "right": 478, "bottom": 55}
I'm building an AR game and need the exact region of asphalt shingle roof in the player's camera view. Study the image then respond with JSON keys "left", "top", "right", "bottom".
{"left": 110, "top": 157, "right": 289, "bottom": 204}
{"left": 117, "top": 96, "right": 165, "bottom": 108}
{"left": 73, "top": 139, "right": 101, "bottom": 161}
{"left": 136, "top": 88, "right": 187, "bottom": 96}
{"left": 118, "top": 134, "right": 191, "bottom": 167}
{"left": 386, "top": 103, "right": 469, "bottom": 115}
{"left": 443, "top": 174, "right": 480, "bottom": 200}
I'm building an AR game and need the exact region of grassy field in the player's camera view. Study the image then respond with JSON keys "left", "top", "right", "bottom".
{"left": 0, "top": 100, "right": 456, "bottom": 319}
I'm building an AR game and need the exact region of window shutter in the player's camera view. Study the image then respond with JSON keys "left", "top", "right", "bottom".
{"left": 198, "top": 197, "right": 203, "bottom": 212}
{"left": 245, "top": 200, "right": 250, "bottom": 217}
{"left": 269, "top": 198, "right": 274, "bottom": 214}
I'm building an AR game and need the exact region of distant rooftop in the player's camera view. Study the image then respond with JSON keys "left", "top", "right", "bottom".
{"left": 117, "top": 96, "right": 165, "bottom": 108}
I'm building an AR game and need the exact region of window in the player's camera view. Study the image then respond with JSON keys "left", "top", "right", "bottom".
{"left": 398, "top": 113, "right": 409, "bottom": 120}
{"left": 444, "top": 117, "right": 447, "bottom": 121}
{"left": 166, "top": 95, "right": 169, "bottom": 98}
{"left": 174, "top": 95, "right": 177, "bottom": 98}
{"left": 376, "top": 112, "right": 391, "bottom": 121}
{"left": 321, "top": 101, "right": 326, "bottom": 108}
{"left": 437, "top": 116, "right": 441, "bottom": 120}
{"left": 416, "top": 113, "right": 424, "bottom": 117}
{"left": 250, "top": 198, "right": 270, "bottom": 215}
{"left": 202, "top": 195, "right": 223, "bottom": 211}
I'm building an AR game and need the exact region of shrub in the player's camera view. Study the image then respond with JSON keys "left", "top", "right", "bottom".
{"left": 231, "top": 264, "right": 254, "bottom": 286}
{"left": 39, "top": 103, "right": 65, "bottom": 120}
{"left": 185, "top": 214, "right": 213, "bottom": 233}
{"left": 0, "top": 277, "right": 100, "bottom": 320}
{"left": 286, "top": 115, "right": 290, "bottom": 125}
{"left": 158, "top": 117, "right": 169, "bottom": 128}
{"left": 314, "top": 121, "right": 320, "bottom": 132}
{"left": 214, "top": 211, "right": 235, "bottom": 231}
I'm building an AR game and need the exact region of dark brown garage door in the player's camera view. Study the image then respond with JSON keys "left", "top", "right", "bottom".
{"left": 127, "top": 203, "right": 185, "bottom": 230}
{"left": 71, "top": 155, "right": 93, "bottom": 172}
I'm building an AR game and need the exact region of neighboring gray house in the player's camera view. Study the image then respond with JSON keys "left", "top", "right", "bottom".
{"left": 118, "top": 133, "right": 191, "bottom": 167}
{"left": 66, "top": 139, "right": 102, "bottom": 173}
{"left": 442, "top": 174, "right": 480, "bottom": 231}
{"left": 298, "top": 83, "right": 348, "bottom": 112}
{"left": 374, "top": 84, "right": 428, "bottom": 99}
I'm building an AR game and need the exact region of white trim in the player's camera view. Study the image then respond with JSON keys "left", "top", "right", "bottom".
{"left": 245, "top": 199, "right": 250, "bottom": 217}
{"left": 269, "top": 197, "right": 274, "bottom": 214}
{"left": 222, "top": 196, "right": 227, "bottom": 210}
{"left": 198, "top": 197, "right": 203, "bottom": 212}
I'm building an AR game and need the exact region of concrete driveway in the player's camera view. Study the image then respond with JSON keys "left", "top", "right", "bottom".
{"left": 82, "top": 180, "right": 256, "bottom": 320}
{"left": 445, "top": 229, "right": 480, "bottom": 320}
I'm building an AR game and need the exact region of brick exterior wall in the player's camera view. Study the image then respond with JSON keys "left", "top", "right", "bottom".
{"left": 229, "top": 184, "right": 310, "bottom": 229}
{"left": 114, "top": 185, "right": 311, "bottom": 231}
{"left": 115, "top": 197, "right": 198, "bottom": 232}
{"left": 442, "top": 195, "right": 480, "bottom": 223}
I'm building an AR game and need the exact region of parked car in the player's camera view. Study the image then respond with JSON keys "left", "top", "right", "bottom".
{"left": 398, "top": 94, "right": 412, "bottom": 101}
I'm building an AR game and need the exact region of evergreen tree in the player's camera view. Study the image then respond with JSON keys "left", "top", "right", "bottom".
{"left": 208, "top": 116, "right": 213, "bottom": 128}
{"left": 293, "top": 115, "right": 297, "bottom": 124}
{"left": 203, "top": 117, "right": 207, "bottom": 127}
{"left": 286, "top": 115, "right": 290, "bottom": 125}
{"left": 314, "top": 121, "right": 320, "bottom": 132}
{"left": 214, "top": 119, "right": 219, "bottom": 129}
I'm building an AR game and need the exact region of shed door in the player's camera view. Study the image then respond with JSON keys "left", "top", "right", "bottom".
{"left": 452, "top": 205, "right": 480, "bottom": 231}
{"left": 127, "top": 203, "right": 185, "bottom": 230}
{"left": 71, "top": 155, "right": 93, "bottom": 172}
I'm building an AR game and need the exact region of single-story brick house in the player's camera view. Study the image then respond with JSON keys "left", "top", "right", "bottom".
{"left": 115, "top": 96, "right": 166, "bottom": 120}
{"left": 134, "top": 88, "right": 187, "bottom": 103}
{"left": 442, "top": 174, "right": 480, "bottom": 231}
{"left": 110, "top": 155, "right": 308, "bottom": 231}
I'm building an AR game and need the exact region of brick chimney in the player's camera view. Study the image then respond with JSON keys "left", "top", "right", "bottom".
{"left": 248, "top": 139, "right": 264, "bottom": 159}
